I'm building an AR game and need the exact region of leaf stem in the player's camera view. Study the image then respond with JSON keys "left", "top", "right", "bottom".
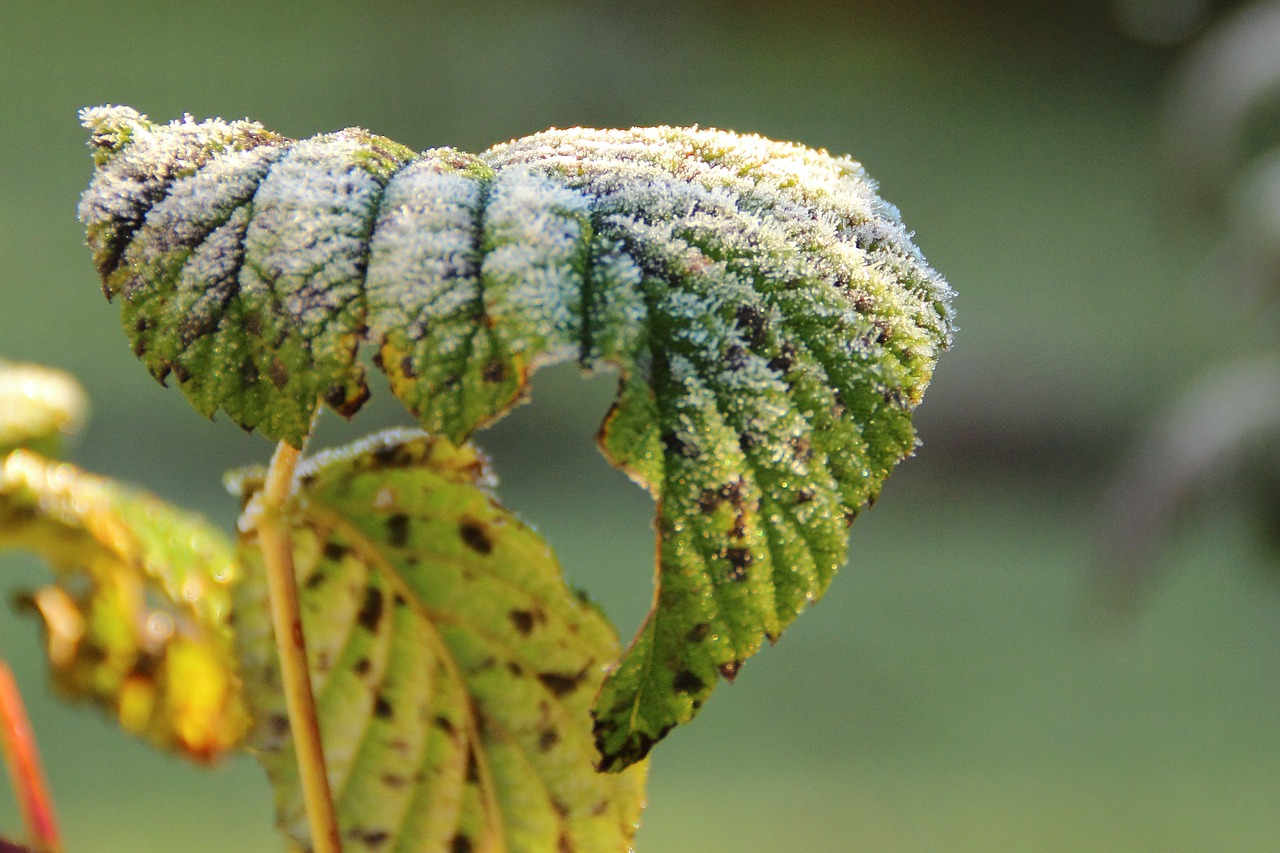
{"left": 0, "top": 661, "right": 60, "bottom": 853}
{"left": 257, "top": 440, "right": 342, "bottom": 853}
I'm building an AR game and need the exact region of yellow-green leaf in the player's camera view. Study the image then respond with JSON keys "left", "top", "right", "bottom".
{"left": 232, "top": 430, "right": 647, "bottom": 852}
{"left": 0, "top": 362, "right": 87, "bottom": 459}
{"left": 0, "top": 450, "right": 246, "bottom": 761}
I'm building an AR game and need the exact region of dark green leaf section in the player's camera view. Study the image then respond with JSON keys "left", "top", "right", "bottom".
{"left": 0, "top": 449, "right": 245, "bottom": 761}
{"left": 231, "top": 430, "right": 646, "bottom": 852}
{"left": 82, "top": 107, "right": 954, "bottom": 768}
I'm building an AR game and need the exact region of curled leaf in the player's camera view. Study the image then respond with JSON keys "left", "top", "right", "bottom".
{"left": 232, "top": 430, "right": 647, "bottom": 852}
{"left": 0, "top": 362, "right": 87, "bottom": 459}
{"left": 82, "top": 107, "right": 955, "bottom": 767}
{"left": 0, "top": 450, "right": 246, "bottom": 761}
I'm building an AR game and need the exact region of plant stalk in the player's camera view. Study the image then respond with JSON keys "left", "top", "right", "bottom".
{"left": 257, "top": 440, "right": 342, "bottom": 853}
{"left": 0, "top": 660, "right": 60, "bottom": 853}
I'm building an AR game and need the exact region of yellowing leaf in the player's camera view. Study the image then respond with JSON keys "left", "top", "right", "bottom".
{"left": 232, "top": 430, "right": 647, "bottom": 852}
{"left": 0, "top": 450, "right": 246, "bottom": 761}
{"left": 0, "top": 362, "right": 87, "bottom": 459}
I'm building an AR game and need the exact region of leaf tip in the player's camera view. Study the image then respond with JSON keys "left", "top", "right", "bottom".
{"left": 79, "top": 105, "right": 150, "bottom": 163}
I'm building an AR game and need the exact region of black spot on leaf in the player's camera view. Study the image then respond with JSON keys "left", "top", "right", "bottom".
{"left": 459, "top": 519, "right": 492, "bottom": 554}
{"left": 538, "top": 669, "right": 588, "bottom": 697}
{"left": 661, "top": 431, "right": 697, "bottom": 459}
{"left": 509, "top": 609, "right": 535, "bottom": 635}
{"left": 357, "top": 587, "right": 384, "bottom": 632}
{"left": 725, "top": 547, "right": 751, "bottom": 581}
{"left": 386, "top": 513, "right": 410, "bottom": 547}
{"left": 672, "top": 669, "right": 704, "bottom": 694}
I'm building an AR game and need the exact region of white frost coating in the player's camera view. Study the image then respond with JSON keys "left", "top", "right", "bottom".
{"left": 78, "top": 108, "right": 270, "bottom": 245}
{"left": 242, "top": 132, "right": 386, "bottom": 338}
{"left": 484, "top": 125, "right": 953, "bottom": 350}
{"left": 132, "top": 144, "right": 283, "bottom": 268}
{"left": 179, "top": 206, "right": 252, "bottom": 316}
{"left": 365, "top": 157, "right": 484, "bottom": 338}
{"left": 482, "top": 168, "right": 591, "bottom": 357}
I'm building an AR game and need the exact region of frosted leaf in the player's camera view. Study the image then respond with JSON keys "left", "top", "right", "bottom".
{"left": 81, "top": 108, "right": 955, "bottom": 768}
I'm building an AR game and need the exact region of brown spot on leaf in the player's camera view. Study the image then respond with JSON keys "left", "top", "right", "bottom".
{"left": 768, "top": 341, "right": 796, "bottom": 375}
{"left": 399, "top": 354, "right": 418, "bottom": 379}
{"left": 537, "top": 669, "right": 588, "bottom": 697}
{"left": 323, "top": 383, "right": 348, "bottom": 410}
{"left": 452, "top": 835, "right": 473, "bottom": 853}
{"left": 687, "top": 622, "right": 711, "bottom": 642}
{"left": 350, "top": 829, "right": 390, "bottom": 848}
{"left": 354, "top": 657, "right": 372, "bottom": 676}
{"left": 509, "top": 609, "right": 535, "bottom": 635}
{"left": 593, "top": 720, "right": 674, "bottom": 772}
{"left": 672, "top": 669, "right": 705, "bottom": 694}
{"left": 733, "top": 303, "right": 768, "bottom": 346}
{"left": 725, "top": 547, "right": 751, "bottom": 581}
{"left": 558, "top": 833, "right": 575, "bottom": 853}
{"left": 465, "top": 748, "right": 480, "bottom": 783}
{"left": 482, "top": 359, "right": 506, "bottom": 382}
{"left": 268, "top": 357, "right": 289, "bottom": 390}
{"left": 661, "top": 431, "right": 697, "bottom": 459}
{"left": 538, "top": 728, "right": 560, "bottom": 752}
{"left": 386, "top": 513, "right": 410, "bottom": 547}
{"left": 374, "top": 695, "right": 393, "bottom": 719}
{"left": 357, "top": 587, "right": 384, "bottom": 632}
{"left": 381, "top": 772, "right": 407, "bottom": 789}
{"left": 719, "top": 660, "right": 742, "bottom": 682}
{"left": 459, "top": 519, "right": 492, "bottom": 554}
{"left": 434, "top": 715, "right": 455, "bottom": 736}
{"left": 323, "top": 542, "right": 349, "bottom": 562}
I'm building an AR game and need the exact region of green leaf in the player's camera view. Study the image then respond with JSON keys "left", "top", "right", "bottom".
{"left": 231, "top": 430, "right": 646, "bottom": 852}
{"left": 82, "top": 107, "right": 955, "bottom": 767}
{"left": 0, "top": 362, "right": 87, "bottom": 458}
{"left": 0, "top": 449, "right": 247, "bottom": 761}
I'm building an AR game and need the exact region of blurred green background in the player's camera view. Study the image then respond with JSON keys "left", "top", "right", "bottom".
{"left": 4, "top": 0, "right": 1280, "bottom": 850}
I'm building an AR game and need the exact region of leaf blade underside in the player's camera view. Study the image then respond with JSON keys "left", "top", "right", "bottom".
{"left": 82, "top": 107, "right": 955, "bottom": 768}
{"left": 232, "top": 430, "right": 646, "bottom": 852}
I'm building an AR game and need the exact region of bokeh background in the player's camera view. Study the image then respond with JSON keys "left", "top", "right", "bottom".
{"left": 4, "top": 0, "right": 1280, "bottom": 850}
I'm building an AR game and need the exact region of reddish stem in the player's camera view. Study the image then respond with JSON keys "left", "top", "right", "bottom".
{"left": 0, "top": 662, "right": 60, "bottom": 853}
